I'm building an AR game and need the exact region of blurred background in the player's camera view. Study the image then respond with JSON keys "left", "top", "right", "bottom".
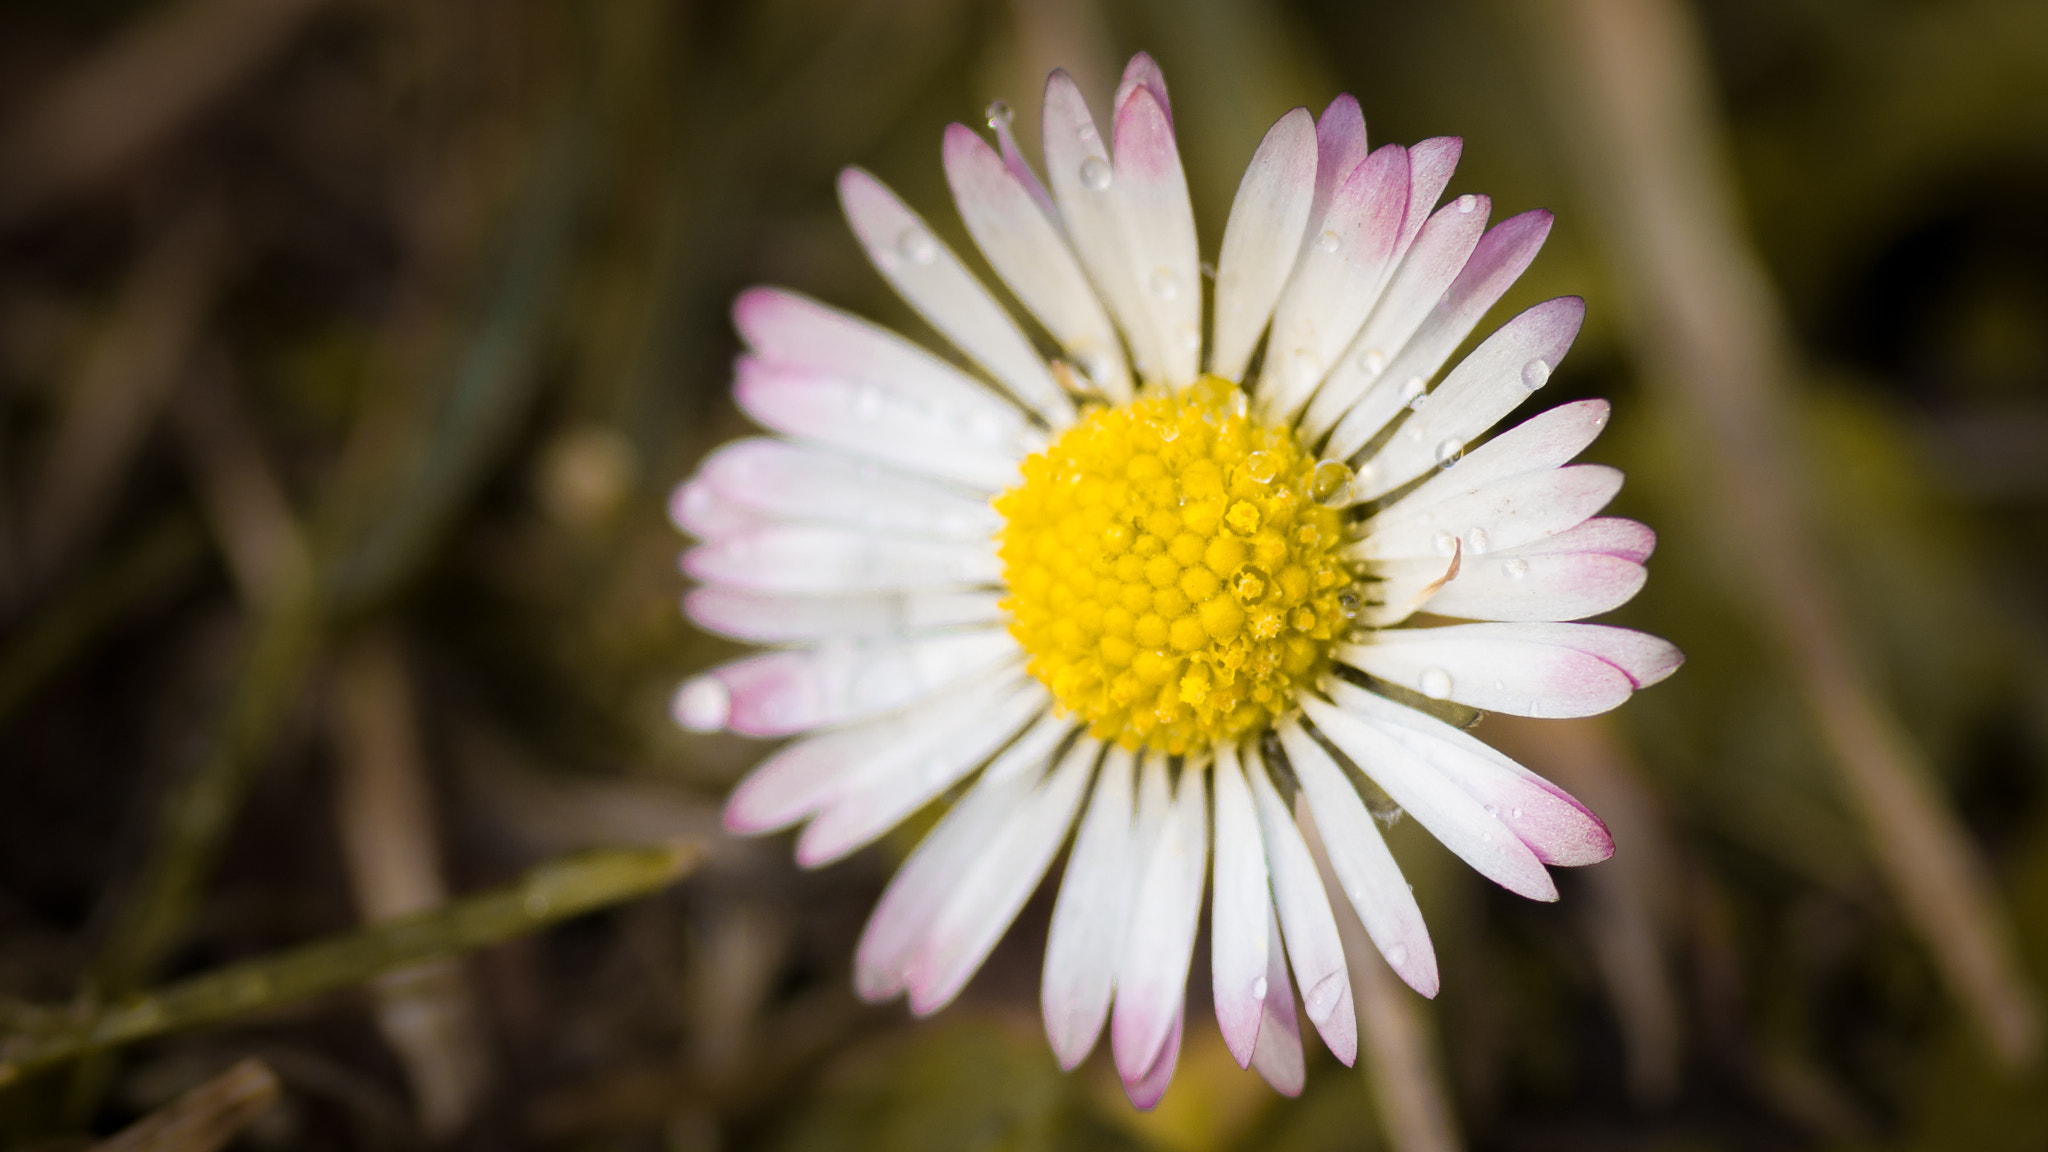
{"left": 1, "top": 0, "right": 2046, "bottom": 1148}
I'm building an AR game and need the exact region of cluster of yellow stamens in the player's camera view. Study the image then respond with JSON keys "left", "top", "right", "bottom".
{"left": 996, "top": 376, "right": 1358, "bottom": 754}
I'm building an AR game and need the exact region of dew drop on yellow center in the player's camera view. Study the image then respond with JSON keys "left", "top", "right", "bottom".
{"left": 996, "top": 375, "right": 1357, "bottom": 755}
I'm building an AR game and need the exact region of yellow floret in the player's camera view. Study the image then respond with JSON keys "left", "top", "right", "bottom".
{"left": 995, "top": 376, "right": 1357, "bottom": 754}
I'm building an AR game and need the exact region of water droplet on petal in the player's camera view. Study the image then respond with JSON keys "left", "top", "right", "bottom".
{"left": 1316, "top": 229, "right": 1340, "bottom": 253}
{"left": 1077, "top": 349, "right": 1112, "bottom": 386}
{"left": 1501, "top": 557, "right": 1530, "bottom": 581}
{"left": 1512, "top": 808, "right": 1523, "bottom": 818}
{"left": 1358, "top": 348, "right": 1386, "bottom": 376}
{"left": 1149, "top": 267, "right": 1180, "bottom": 301}
{"left": 897, "top": 226, "right": 937, "bottom": 265}
{"left": 1522, "top": 358, "right": 1552, "bottom": 391}
{"left": 1079, "top": 156, "right": 1112, "bottom": 191}
{"left": 1308, "top": 460, "right": 1354, "bottom": 507}
{"left": 1435, "top": 438, "right": 1464, "bottom": 467}
{"left": 985, "top": 99, "right": 1013, "bottom": 129}
{"left": 1251, "top": 976, "right": 1269, "bottom": 1001}
{"left": 1466, "top": 527, "right": 1489, "bottom": 554}
{"left": 1418, "top": 667, "right": 1453, "bottom": 699}
{"left": 1431, "top": 530, "right": 1457, "bottom": 557}
{"left": 1455, "top": 194, "right": 1478, "bottom": 214}
{"left": 1290, "top": 348, "right": 1323, "bottom": 387}
{"left": 1387, "top": 943, "right": 1409, "bottom": 967}
{"left": 1398, "top": 375, "right": 1427, "bottom": 404}
{"left": 672, "top": 677, "right": 730, "bottom": 732}
{"left": 1177, "top": 322, "right": 1202, "bottom": 352}
{"left": 1304, "top": 972, "right": 1346, "bottom": 1023}
{"left": 1337, "top": 589, "right": 1362, "bottom": 618}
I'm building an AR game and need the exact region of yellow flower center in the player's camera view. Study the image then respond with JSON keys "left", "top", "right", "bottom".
{"left": 996, "top": 376, "right": 1357, "bottom": 755}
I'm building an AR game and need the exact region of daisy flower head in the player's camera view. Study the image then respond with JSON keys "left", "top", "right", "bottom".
{"left": 669, "top": 54, "right": 1681, "bottom": 1107}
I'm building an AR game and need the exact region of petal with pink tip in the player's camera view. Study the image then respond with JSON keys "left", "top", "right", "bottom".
{"left": 1422, "top": 551, "right": 1647, "bottom": 622}
{"left": 1113, "top": 51, "right": 1172, "bottom": 129}
{"left": 734, "top": 287, "right": 1008, "bottom": 417}
{"left": 1507, "top": 516, "right": 1656, "bottom": 564}
{"left": 696, "top": 437, "right": 1002, "bottom": 541}
{"left": 1122, "top": 1006, "right": 1183, "bottom": 1111}
{"left": 684, "top": 587, "right": 1005, "bottom": 644}
{"left": 838, "top": 168, "right": 1073, "bottom": 427}
{"left": 668, "top": 477, "right": 775, "bottom": 540}
{"left": 1110, "top": 85, "right": 1202, "bottom": 387}
{"left": 1112, "top": 759, "right": 1208, "bottom": 1088}
{"left": 1246, "top": 746, "right": 1356, "bottom": 1065}
{"left": 1042, "top": 746, "right": 1137, "bottom": 1069}
{"left": 1302, "top": 694, "right": 1559, "bottom": 901}
{"left": 712, "top": 629, "right": 1018, "bottom": 738}
{"left": 1367, "top": 398, "right": 1611, "bottom": 516}
{"left": 1309, "top": 94, "right": 1367, "bottom": 229}
{"left": 1248, "top": 902, "right": 1306, "bottom": 1095}
{"left": 1210, "top": 744, "right": 1272, "bottom": 1067}
{"left": 1348, "top": 464, "right": 1624, "bottom": 562}
{"left": 1043, "top": 71, "right": 1158, "bottom": 385}
{"left": 1396, "top": 136, "right": 1463, "bottom": 260}
{"left": 1211, "top": 107, "right": 1318, "bottom": 383}
{"left": 944, "top": 123, "right": 1130, "bottom": 400}
{"left": 682, "top": 524, "right": 1000, "bottom": 595}
{"left": 1276, "top": 720, "right": 1439, "bottom": 996}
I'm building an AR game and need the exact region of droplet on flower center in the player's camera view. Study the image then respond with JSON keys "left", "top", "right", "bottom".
{"left": 995, "top": 376, "right": 1358, "bottom": 755}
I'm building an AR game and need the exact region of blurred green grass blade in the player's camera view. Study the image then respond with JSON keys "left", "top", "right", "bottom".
{"left": 4, "top": 842, "right": 702, "bottom": 1084}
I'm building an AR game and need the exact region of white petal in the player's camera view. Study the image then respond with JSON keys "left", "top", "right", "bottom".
{"left": 1301, "top": 693, "right": 1558, "bottom": 901}
{"left": 682, "top": 524, "right": 1000, "bottom": 595}
{"left": 1112, "top": 757, "right": 1208, "bottom": 1086}
{"left": 1245, "top": 745, "right": 1356, "bottom": 1065}
{"left": 1043, "top": 71, "right": 1158, "bottom": 388}
{"left": 1421, "top": 550, "right": 1647, "bottom": 622}
{"left": 1505, "top": 515, "right": 1656, "bottom": 564}
{"left": 1248, "top": 900, "right": 1306, "bottom": 1095}
{"left": 904, "top": 734, "right": 1097, "bottom": 1014}
{"left": 944, "top": 123, "right": 1131, "bottom": 400}
{"left": 1210, "top": 743, "right": 1272, "bottom": 1067}
{"left": 694, "top": 437, "right": 1002, "bottom": 541}
{"left": 838, "top": 168, "right": 1074, "bottom": 427}
{"left": 708, "top": 630, "right": 1017, "bottom": 737}
{"left": 1299, "top": 195, "right": 1490, "bottom": 444}
{"left": 1354, "top": 296, "right": 1587, "bottom": 499}
{"left": 796, "top": 685, "right": 1055, "bottom": 867}
{"left": 1361, "top": 398, "right": 1610, "bottom": 517}
{"left": 1347, "top": 464, "right": 1624, "bottom": 562}
{"left": 1109, "top": 83, "right": 1202, "bottom": 387}
{"left": 1323, "top": 210, "right": 1554, "bottom": 463}
{"left": 1210, "top": 107, "right": 1317, "bottom": 383}
{"left": 721, "top": 663, "right": 1025, "bottom": 834}
{"left": 1322, "top": 681, "right": 1613, "bottom": 867}
{"left": 684, "top": 587, "right": 1005, "bottom": 644}
{"left": 1256, "top": 143, "right": 1411, "bottom": 426}
{"left": 669, "top": 477, "right": 775, "bottom": 540}
{"left": 1275, "top": 719, "right": 1438, "bottom": 996}
{"left": 1335, "top": 620, "right": 1678, "bottom": 718}
{"left": 1042, "top": 745, "right": 1137, "bottom": 1069}
{"left": 736, "top": 286, "right": 1016, "bottom": 416}
{"left": 733, "top": 357, "right": 1032, "bottom": 491}
{"left": 854, "top": 745, "right": 1055, "bottom": 1001}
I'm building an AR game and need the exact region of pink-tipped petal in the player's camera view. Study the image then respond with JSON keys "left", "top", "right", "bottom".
{"left": 1121, "top": 1006, "right": 1183, "bottom": 1111}
{"left": 1364, "top": 398, "right": 1612, "bottom": 517}
{"left": 1349, "top": 464, "right": 1625, "bottom": 563}
{"left": 1504, "top": 516, "right": 1656, "bottom": 563}
{"left": 1110, "top": 85, "right": 1202, "bottom": 387}
{"left": 1248, "top": 902, "right": 1306, "bottom": 1095}
{"left": 1042, "top": 746, "right": 1137, "bottom": 1069}
{"left": 944, "top": 123, "right": 1131, "bottom": 400}
{"left": 1113, "top": 51, "right": 1172, "bottom": 129}
{"left": 1325, "top": 210, "right": 1555, "bottom": 462}
{"left": 1302, "top": 693, "right": 1559, "bottom": 902}
{"left": 1323, "top": 681, "right": 1615, "bottom": 867}
{"left": 1300, "top": 194, "right": 1492, "bottom": 444}
{"left": 1246, "top": 747, "right": 1357, "bottom": 1065}
{"left": 735, "top": 287, "right": 1016, "bottom": 421}
{"left": 683, "top": 587, "right": 1005, "bottom": 644}
{"left": 668, "top": 477, "right": 773, "bottom": 540}
{"left": 682, "top": 523, "right": 1000, "bottom": 595}
{"left": 1309, "top": 94, "right": 1368, "bottom": 230}
{"left": 903, "top": 736, "right": 1097, "bottom": 1015}
{"left": 1112, "top": 760, "right": 1208, "bottom": 1088}
{"left": 1210, "top": 744, "right": 1272, "bottom": 1067}
{"left": 1276, "top": 720, "right": 1439, "bottom": 996}
{"left": 714, "top": 630, "right": 1016, "bottom": 737}
{"left": 1335, "top": 624, "right": 1633, "bottom": 721}
{"left": 1256, "top": 143, "right": 1411, "bottom": 425}
{"left": 991, "top": 109, "right": 1058, "bottom": 223}
{"left": 1211, "top": 107, "right": 1318, "bottom": 383}
{"left": 1422, "top": 551, "right": 1648, "bottom": 622}
{"left": 838, "top": 168, "right": 1074, "bottom": 427}
{"left": 1397, "top": 136, "right": 1463, "bottom": 259}
{"left": 1043, "top": 71, "right": 1158, "bottom": 387}
{"left": 696, "top": 436, "right": 1002, "bottom": 541}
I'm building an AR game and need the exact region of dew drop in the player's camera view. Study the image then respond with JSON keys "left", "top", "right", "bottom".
{"left": 1455, "top": 194, "right": 1478, "bottom": 214}
{"left": 1398, "top": 375, "right": 1427, "bottom": 404}
{"left": 1512, "top": 808, "right": 1523, "bottom": 818}
{"left": 672, "top": 677, "right": 729, "bottom": 732}
{"left": 1357, "top": 348, "right": 1387, "bottom": 376}
{"left": 1431, "top": 530, "right": 1457, "bottom": 557}
{"left": 1337, "top": 589, "right": 1362, "bottom": 618}
{"left": 1251, "top": 976, "right": 1269, "bottom": 1001}
{"left": 1226, "top": 390, "right": 1249, "bottom": 418}
{"left": 1435, "top": 438, "right": 1464, "bottom": 467}
{"left": 1290, "top": 348, "right": 1323, "bottom": 386}
{"left": 1521, "top": 358, "right": 1552, "bottom": 391}
{"left": 1243, "top": 451, "right": 1280, "bottom": 484}
{"left": 1077, "top": 348, "right": 1112, "bottom": 385}
{"left": 897, "top": 226, "right": 937, "bottom": 266}
{"left": 1304, "top": 972, "right": 1347, "bottom": 1023}
{"left": 1149, "top": 267, "right": 1180, "bottom": 300}
{"left": 1308, "top": 460, "right": 1354, "bottom": 507}
{"left": 1466, "top": 527, "right": 1490, "bottom": 554}
{"left": 1177, "top": 322, "right": 1202, "bottom": 352}
{"left": 1387, "top": 943, "right": 1409, "bottom": 967}
{"left": 1501, "top": 557, "right": 1529, "bottom": 581}
{"left": 1078, "top": 122, "right": 1100, "bottom": 145}
{"left": 1316, "top": 229, "right": 1341, "bottom": 253}
{"left": 985, "top": 99, "right": 1014, "bottom": 129}
{"left": 1492, "top": 679, "right": 1506, "bottom": 691}
{"left": 1155, "top": 420, "right": 1180, "bottom": 443}
{"left": 1079, "top": 156, "right": 1112, "bottom": 191}
{"left": 1418, "top": 667, "right": 1453, "bottom": 699}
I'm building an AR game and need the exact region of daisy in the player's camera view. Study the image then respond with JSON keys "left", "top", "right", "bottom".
{"left": 668, "top": 53, "right": 1680, "bottom": 1107}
